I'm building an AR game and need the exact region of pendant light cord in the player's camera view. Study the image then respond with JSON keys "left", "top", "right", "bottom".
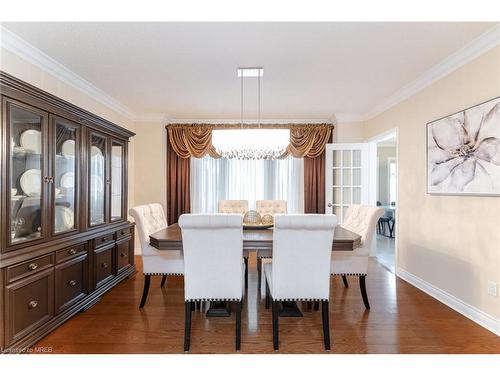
{"left": 240, "top": 72, "right": 244, "bottom": 129}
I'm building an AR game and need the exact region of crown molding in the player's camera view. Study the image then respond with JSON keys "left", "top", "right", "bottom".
{"left": 363, "top": 23, "right": 500, "bottom": 121}
{"left": 134, "top": 113, "right": 170, "bottom": 123}
{"left": 0, "top": 25, "right": 137, "bottom": 121}
{"left": 334, "top": 113, "right": 364, "bottom": 123}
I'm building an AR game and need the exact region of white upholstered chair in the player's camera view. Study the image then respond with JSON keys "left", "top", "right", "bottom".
{"left": 331, "top": 204, "right": 384, "bottom": 309}
{"left": 264, "top": 214, "right": 337, "bottom": 350}
{"left": 179, "top": 214, "right": 245, "bottom": 351}
{"left": 129, "top": 204, "right": 184, "bottom": 308}
{"left": 218, "top": 200, "right": 248, "bottom": 215}
{"left": 255, "top": 200, "right": 287, "bottom": 291}
{"left": 218, "top": 200, "right": 250, "bottom": 288}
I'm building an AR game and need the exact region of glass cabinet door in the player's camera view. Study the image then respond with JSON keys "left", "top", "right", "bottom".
{"left": 7, "top": 100, "right": 48, "bottom": 245}
{"left": 110, "top": 140, "right": 124, "bottom": 221}
{"left": 89, "top": 133, "right": 107, "bottom": 226}
{"left": 52, "top": 117, "right": 79, "bottom": 234}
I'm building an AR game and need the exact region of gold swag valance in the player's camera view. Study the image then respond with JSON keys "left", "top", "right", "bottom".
{"left": 166, "top": 123, "right": 333, "bottom": 159}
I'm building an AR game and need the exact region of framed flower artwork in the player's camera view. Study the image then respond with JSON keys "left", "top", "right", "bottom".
{"left": 427, "top": 96, "right": 500, "bottom": 196}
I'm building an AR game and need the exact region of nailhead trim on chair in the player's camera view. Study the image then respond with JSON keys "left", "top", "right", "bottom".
{"left": 257, "top": 255, "right": 272, "bottom": 259}
{"left": 185, "top": 298, "right": 243, "bottom": 302}
{"left": 332, "top": 273, "right": 367, "bottom": 276}
{"left": 144, "top": 272, "right": 184, "bottom": 276}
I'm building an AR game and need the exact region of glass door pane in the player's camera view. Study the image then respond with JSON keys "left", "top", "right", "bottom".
{"left": 8, "top": 102, "right": 46, "bottom": 244}
{"left": 325, "top": 143, "right": 376, "bottom": 223}
{"left": 110, "top": 141, "right": 124, "bottom": 221}
{"left": 53, "top": 118, "right": 78, "bottom": 234}
{"left": 89, "top": 133, "right": 106, "bottom": 226}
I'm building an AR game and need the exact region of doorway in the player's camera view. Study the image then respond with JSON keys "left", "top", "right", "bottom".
{"left": 370, "top": 129, "right": 398, "bottom": 273}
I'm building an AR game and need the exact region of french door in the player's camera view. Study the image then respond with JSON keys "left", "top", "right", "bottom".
{"left": 325, "top": 143, "right": 376, "bottom": 223}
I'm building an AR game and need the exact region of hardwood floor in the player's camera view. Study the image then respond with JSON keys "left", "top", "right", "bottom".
{"left": 33, "top": 254, "right": 500, "bottom": 354}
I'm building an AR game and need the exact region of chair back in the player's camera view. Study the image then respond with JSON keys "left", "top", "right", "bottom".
{"left": 342, "top": 205, "right": 384, "bottom": 254}
{"left": 179, "top": 214, "right": 244, "bottom": 301}
{"left": 129, "top": 203, "right": 167, "bottom": 256}
{"left": 256, "top": 200, "right": 287, "bottom": 216}
{"left": 218, "top": 200, "right": 248, "bottom": 215}
{"left": 271, "top": 214, "right": 337, "bottom": 301}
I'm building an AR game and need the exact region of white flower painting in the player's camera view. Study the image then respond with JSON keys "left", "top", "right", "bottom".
{"left": 427, "top": 97, "right": 500, "bottom": 195}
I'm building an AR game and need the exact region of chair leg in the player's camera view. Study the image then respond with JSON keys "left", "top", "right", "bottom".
{"left": 235, "top": 301, "right": 242, "bottom": 351}
{"left": 244, "top": 257, "right": 248, "bottom": 289}
{"left": 184, "top": 301, "right": 192, "bottom": 351}
{"left": 321, "top": 301, "right": 331, "bottom": 350}
{"left": 272, "top": 300, "right": 279, "bottom": 350}
{"left": 341, "top": 275, "right": 349, "bottom": 288}
{"left": 314, "top": 301, "right": 319, "bottom": 310}
{"left": 265, "top": 279, "right": 270, "bottom": 309}
{"left": 359, "top": 275, "right": 370, "bottom": 309}
{"left": 161, "top": 275, "right": 167, "bottom": 287}
{"left": 257, "top": 257, "right": 262, "bottom": 290}
{"left": 139, "top": 274, "right": 151, "bottom": 308}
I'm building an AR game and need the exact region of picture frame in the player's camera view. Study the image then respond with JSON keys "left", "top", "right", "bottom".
{"left": 426, "top": 96, "right": 500, "bottom": 196}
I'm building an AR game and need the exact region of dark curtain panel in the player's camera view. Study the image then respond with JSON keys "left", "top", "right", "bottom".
{"left": 304, "top": 153, "right": 326, "bottom": 214}
{"left": 303, "top": 132, "right": 332, "bottom": 214}
{"left": 166, "top": 134, "right": 191, "bottom": 225}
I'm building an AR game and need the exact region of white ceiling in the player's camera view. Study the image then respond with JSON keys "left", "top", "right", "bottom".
{"left": 1, "top": 22, "right": 497, "bottom": 121}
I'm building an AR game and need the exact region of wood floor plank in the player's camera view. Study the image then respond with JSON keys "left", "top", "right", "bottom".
{"left": 32, "top": 254, "right": 500, "bottom": 354}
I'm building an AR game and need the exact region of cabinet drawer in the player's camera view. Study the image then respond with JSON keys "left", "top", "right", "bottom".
{"left": 116, "top": 238, "right": 132, "bottom": 274}
{"left": 55, "top": 254, "right": 89, "bottom": 313}
{"left": 55, "top": 244, "right": 86, "bottom": 264}
{"left": 94, "top": 233, "right": 114, "bottom": 249}
{"left": 94, "top": 244, "right": 114, "bottom": 289}
{"left": 5, "top": 268, "right": 54, "bottom": 346}
{"left": 116, "top": 227, "right": 132, "bottom": 240}
{"left": 6, "top": 254, "right": 54, "bottom": 284}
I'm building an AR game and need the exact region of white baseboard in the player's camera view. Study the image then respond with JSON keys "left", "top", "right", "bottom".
{"left": 397, "top": 267, "right": 500, "bottom": 336}
{"left": 134, "top": 247, "right": 142, "bottom": 255}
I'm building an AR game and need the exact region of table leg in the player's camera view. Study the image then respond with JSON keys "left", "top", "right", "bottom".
{"left": 279, "top": 301, "right": 303, "bottom": 317}
{"left": 206, "top": 301, "right": 231, "bottom": 317}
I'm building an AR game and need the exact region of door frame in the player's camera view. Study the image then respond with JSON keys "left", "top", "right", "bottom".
{"left": 367, "top": 127, "right": 399, "bottom": 275}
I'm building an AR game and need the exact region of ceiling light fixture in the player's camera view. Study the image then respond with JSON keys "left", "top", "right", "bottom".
{"left": 212, "top": 67, "right": 290, "bottom": 160}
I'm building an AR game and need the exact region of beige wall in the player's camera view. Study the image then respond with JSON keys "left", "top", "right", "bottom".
{"left": 0, "top": 48, "right": 136, "bottom": 213}
{"left": 363, "top": 46, "right": 500, "bottom": 321}
{"left": 133, "top": 122, "right": 166, "bottom": 209}
{"left": 335, "top": 122, "right": 364, "bottom": 142}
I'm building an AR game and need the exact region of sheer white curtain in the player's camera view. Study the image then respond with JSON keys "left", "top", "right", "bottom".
{"left": 191, "top": 156, "right": 304, "bottom": 213}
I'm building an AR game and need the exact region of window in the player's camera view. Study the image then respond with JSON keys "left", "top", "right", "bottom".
{"left": 190, "top": 155, "right": 304, "bottom": 213}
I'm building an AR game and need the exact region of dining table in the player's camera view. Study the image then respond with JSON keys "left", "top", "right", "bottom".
{"left": 149, "top": 223, "right": 361, "bottom": 317}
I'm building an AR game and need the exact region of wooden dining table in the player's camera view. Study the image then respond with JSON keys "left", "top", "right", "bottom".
{"left": 149, "top": 223, "right": 361, "bottom": 317}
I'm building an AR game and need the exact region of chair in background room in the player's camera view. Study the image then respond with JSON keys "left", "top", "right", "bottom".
{"left": 378, "top": 209, "right": 395, "bottom": 237}
{"left": 331, "top": 205, "right": 384, "bottom": 309}
{"left": 218, "top": 200, "right": 249, "bottom": 288}
{"left": 255, "top": 200, "right": 287, "bottom": 290}
{"left": 264, "top": 214, "right": 337, "bottom": 350}
{"left": 129, "top": 203, "right": 184, "bottom": 308}
{"left": 179, "top": 214, "right": 245, "bottom": 351}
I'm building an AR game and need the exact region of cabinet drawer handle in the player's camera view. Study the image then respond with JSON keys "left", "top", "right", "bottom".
{"left": 28, "top": 300, "right": 38, "bottom": 309}
{"left": 101, "top": 263, "right": 109, "bottom": 269}
{"left": 68, "top": 280, "right": 77, "bottom": 287}
{"left": 68, "top": 248, "right": 77, "bottom": 255}
{"left": 120, "top": 252, "right": 126, "bottom": 257}
{"left": 28, "top": 263, "right": 38, "bottom": 271}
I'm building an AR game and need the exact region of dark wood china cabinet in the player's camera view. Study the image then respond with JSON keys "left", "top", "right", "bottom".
{"left": 0, "top": 72, "right": 135, "bottom": 352}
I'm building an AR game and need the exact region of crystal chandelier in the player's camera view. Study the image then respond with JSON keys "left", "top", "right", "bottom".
{"left": 212, "top": 67, "right": 290, "bottom": 160}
